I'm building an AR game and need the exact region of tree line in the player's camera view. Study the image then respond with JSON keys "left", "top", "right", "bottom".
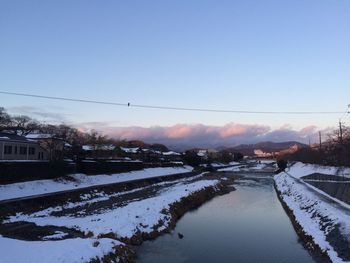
{"left": 283, "top": 125, "right": 350, "bottom": 167}
{"left": 0, "top": 107, "right": 171, "bottom": 158}
{"left": 0, "top": 107, "right": 119, "bottom": 150}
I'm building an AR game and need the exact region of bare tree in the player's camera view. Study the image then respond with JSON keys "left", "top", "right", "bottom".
{"left": 0, "top": 107, "right": 12, "bottom": 130}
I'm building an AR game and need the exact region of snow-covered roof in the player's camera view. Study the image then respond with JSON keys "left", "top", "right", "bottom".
{"left": 82, "top": 145, "right": 93, "bottom": 151}
{"left": 120, "top": 147, "right": 140, "bottom": 153}
{"left": 82, "top": 145, "right": 116, "bottom": 151}
{"left": 162, "top": 151, "right": 181, "bottom": 156}
{"left": 142, "top": 148, "right": 162, "bottom": 154}
{"left": 26, "top": 134, "right": 55, "bottom": 139}
{"left": 0, "top": 132, "right": 34, "bottom": 143}
{"left": 100, "top": 145, "right": 116, "bottom": 151}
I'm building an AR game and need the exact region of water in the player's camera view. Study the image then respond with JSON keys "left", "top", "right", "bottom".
{"left": 135, "top": 174, "right": 320, "bottom": 263}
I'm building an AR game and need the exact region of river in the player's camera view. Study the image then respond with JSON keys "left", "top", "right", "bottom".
{"left": 135, "top": 172, "right": 326, "bottom": 263}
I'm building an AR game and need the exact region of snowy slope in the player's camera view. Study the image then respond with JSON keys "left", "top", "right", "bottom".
{"left": 0, "top": 166, "right": 193, "bottom": 201}
{"left": 0, "top": 236, "right": 123, "bottom": 263}
{"left": 275, "top": 172, "right": 350, "bottom": 262}
{"left": 287, "top": 162, "right": 350, "bottom": 179}
{"left": 6, "top": 179, "right": 219, "bottom": 239}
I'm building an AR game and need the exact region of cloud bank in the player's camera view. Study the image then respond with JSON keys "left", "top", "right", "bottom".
{"left": 77, "top": 122, "right": 331, "bottom": 150}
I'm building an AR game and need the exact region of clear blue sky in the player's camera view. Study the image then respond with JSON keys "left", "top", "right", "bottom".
{"left": 0, "top": 0, "right": 349, "bottom": 129}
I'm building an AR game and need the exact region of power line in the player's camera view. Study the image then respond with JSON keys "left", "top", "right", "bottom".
{"left": 339, "top": 104, "right": 350, "bottom": 121}
{"left": 0, "top": 90, "right": 345, "bottom": 115}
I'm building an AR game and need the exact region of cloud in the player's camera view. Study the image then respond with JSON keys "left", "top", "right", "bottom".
{"left": 7, "top": 106, "right": 67, "bottom": 123}
{"left": 75, "top": 122, "right": 328, "bottom": 149}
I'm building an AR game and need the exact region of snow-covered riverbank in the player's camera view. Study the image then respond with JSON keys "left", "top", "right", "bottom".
{"left": 287, "top": 162, "right": 350, "bottom": 179}
{"left": 274, "top": 162, "right": 350, "bottom": 263}
{"left": 1, "top": 174, "right": 225, "bottom": 262}
{"left": 0, "top": 235, "right": 129, "bottom": 263}
{"left": 0, "top": 166, "right": 193, "bottom": 201}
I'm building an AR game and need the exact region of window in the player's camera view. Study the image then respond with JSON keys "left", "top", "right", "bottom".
{"left": 29, "top": 147, "right": 35, "bottom": 155}
{"left": 14, "top": 146, "right": 17, "bottom": 154}
{"left": 4, "top": 145, "right": 12, "bottom": 154}
{"left": 38, "top": 152, "right": 44, "bottom": 160}
{"left": 19, "top": 146, "right": 27, "bottom": 155}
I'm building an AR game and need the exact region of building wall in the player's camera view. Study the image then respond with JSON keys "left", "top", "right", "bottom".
{"left": 0, "top": 141, "right": 48, "bottom": 160}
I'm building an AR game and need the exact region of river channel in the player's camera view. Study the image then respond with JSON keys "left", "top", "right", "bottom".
{"left": 135, "top": 171, "right": 326, "bottom": 263}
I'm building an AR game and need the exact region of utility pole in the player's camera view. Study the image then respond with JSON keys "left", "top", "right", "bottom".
{"left": 319, "top": 131, "right": 322, "bottom": 149}
{"left": 339, "top": 120, "right": 344, "bottom": 145}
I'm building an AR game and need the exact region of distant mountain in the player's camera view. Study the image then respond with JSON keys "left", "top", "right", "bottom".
{"left": 226, "top": 141, "right": 308, "bottom": 156}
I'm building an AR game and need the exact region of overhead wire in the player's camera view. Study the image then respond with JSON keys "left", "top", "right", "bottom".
{"left": 339, "top": 105, "right": 350, "bottom": 124}
{"left": 0, "top": 90, "right": 346, "bottom": 115}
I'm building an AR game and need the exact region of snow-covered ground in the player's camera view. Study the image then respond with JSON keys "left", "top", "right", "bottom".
{"left": 6, "top": 178, "right": 219, "bottom": 239}
{"left": 217, "top": 166, "right": 242, "bottom": 172}
{"left": 0, "top": 166, "right": 193, "bottom": 202}
{"left": 0, "top": 235, "right": 123, "bottom": 263}
{"left": 2, "top": 175, "right": 220, "bottom": 262}
{"left": 287, "top": 162, "right": 350, "bottom": 179}
{"left": 275, "top": 169, "right": 350, "bottom": 262}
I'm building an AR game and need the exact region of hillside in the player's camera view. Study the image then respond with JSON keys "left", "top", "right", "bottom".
{"left": 227, "top": 141, "right": 308, "bottom": 156}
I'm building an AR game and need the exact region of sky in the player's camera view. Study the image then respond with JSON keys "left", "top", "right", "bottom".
{"left": 0, "top": 0, "right": 349, "bottom": 147}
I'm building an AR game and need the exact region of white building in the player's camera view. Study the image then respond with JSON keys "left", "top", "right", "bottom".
{"left": 0, "top": 132, "right": 47, "bottom": 160}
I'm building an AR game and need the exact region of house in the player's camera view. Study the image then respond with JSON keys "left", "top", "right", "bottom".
{"left": 120, "top": 147, "right": 143, "bottom": 160}
{"left": 254, "top": 149, "right": 274, "bottom": 158}
{"left": 26, "top": 133, "right": 65, "bottom": 160}
{"left": 162, "top": 151, "right": 182, "bottom": 162}
{"left": 82, "top": 144, "right": 117, "bottom": 159}
{"left": 207, "top": 149, "right": 219, "bottom": 159}
{"left": 140, "top": 148, "right": 162, "bottom": 162}
{"left": 0, "top": 132, "right": 47, "bottom": 160}
{"left": 197, "top": 149, "right": 208, "bottom": 160}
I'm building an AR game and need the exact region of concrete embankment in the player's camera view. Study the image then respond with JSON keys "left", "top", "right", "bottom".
{"left": 274, "top": 172, "right": 350, "bottom": 262}
{"left": 305, "top": 181, "right": 350, "bottom": 205}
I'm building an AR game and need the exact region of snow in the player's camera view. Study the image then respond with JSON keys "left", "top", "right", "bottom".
{"left": 6, "top": 178, "right": 219, "bottom": 240}
{"left": 82, "top": 145, "right": 93, "bottom": 151}
{"left": 0, "top": 136, "right": 10, "bottom": 139}
{"left": 42, "top": 231, "right": 69, "bottom": 240}
{"left": 120, "top": 147, "right": 139, "bottom": 153}
{"left": 162, "top": 151, "right": 181, "bottom": 156}
{"left": 259, "top": 159, "right": 276, "bottom": 164}
{"left": 287, "top": 162, "right": 350, "bottom": 179}
{"left": 275, "top": 172, "right": 350, "bottom": 262}
{"left": 170, "top": 161, "right": 183, "bottom": 165}
{"left": 0, "top": 160, "right": 49, "bottom": 163}
{"left": 217, "top": 166, "right": 242, "bottom": 172}
{"left": 26, "top": 134, "right": 54, "bottom": 139}
{"left": 106, "top": 159, "right": 141, "bottom": 163}
{"left": 211, "top": 162, "right": 226, "bottom": 167}
{"left": 141, "top": 149, "right": 161, "bottom": 154}
{"left": 1, "top": 174, "right": 217, "bottom": 262}
{"left": 0, "top": 235, "right": 122, "bottom": 263}
{"left": 82, "top": 145, "right": 116, "bottom": 151}
{"left": 0, "top": 166, "right": 193, "bottom": 201}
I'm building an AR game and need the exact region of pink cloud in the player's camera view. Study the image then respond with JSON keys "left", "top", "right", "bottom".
{"left": 165, "top": 124, "right": 193, "bottom": 138}
{"left": 75, "top": 122, "right": 328, "bottom": 149}
{"left": 219, "top": 124, "right": 247, "bottom": 138}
